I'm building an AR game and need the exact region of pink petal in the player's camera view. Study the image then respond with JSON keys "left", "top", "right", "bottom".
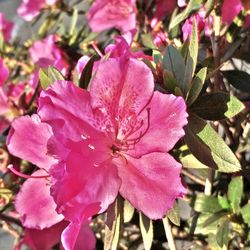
{"left": 221, "top": 0, "right": 243, "bottom": 24}
{"left": 0, "top": 58, "right": 9, "bottom": 86}
{"left": 7, "top": 114, "right": 56, "bottom": 170}
{"left": 0, "top": 88, "right": 9, "bottom": 115}
{"left": 0, "top": 13, "right": 14, "bottom": 41}
{"left": 17, "top": 0, "right": 45, "bottom": 21}
{"left": 76, "top": 55, "right": 90, "bottom": 77}
{"left": 61, "top": 221, "right": 96, "bottom": 250}
{"left": 21, "top": 221, "right": 68, "bottom": 250}
{"left": 87, "top": 0, "right": 136, "bottom": 32}
{"left": 29, "top": 35, "right": 68, "bottom": 73}
{"left": 129, "top": 91, "right": 188, "bottom": 156}
{"left": 15, "top": 170, "right": 64, "bottom": 229}
{"left": 38, "top": 81, "right": 97, "bottom": 142}
{"left": 90, "top": 58, "right": 154, "bottom": 139}
{"left": 50, "top": 139, "right": 121, "bottom": 222}
{"left": 115, "top": 152, "right": 186, "bottom": 219}
{"left": 151, "top": 0, "right": 177, "bottom": 26}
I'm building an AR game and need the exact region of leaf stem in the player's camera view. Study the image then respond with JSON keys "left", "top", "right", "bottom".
{"left": 163, "top": 217, "right": 177, "bottom": 250}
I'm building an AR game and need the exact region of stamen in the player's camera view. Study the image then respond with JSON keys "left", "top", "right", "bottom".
{"left": 8, "top": 165, "right": 50, "bottom": 179}
{"left": 125, "top": 108, "right": 151, "bottom": 144}
{"left": 91, "top": 41, "right": 104, "bottom": 57}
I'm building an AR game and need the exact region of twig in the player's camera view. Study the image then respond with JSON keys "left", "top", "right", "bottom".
{"left": 0, "top": 213, "right": 22, "bottom": 227}
{"left": 182, "top": 169, "right": 206, "bottom": 186}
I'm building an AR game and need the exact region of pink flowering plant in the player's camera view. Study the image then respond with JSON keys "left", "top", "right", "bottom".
{"left": 0, "top": 0, "right": 250, "bottom": 249}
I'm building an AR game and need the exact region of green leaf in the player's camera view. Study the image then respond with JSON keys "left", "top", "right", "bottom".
{"left": 104, "top": 197, "right": 123, "bottom": 250}
{"left": 79, "top": 55, "right": 100, "bottom": 89}
{"left": 153, "top": 50, "right": 162, "bottom": 65}
{"left": 208, "top": 234, "right": 228, "bottom": 250}
{"left": 163, "top": 45, "right": 185, "bottom": 93}
{"left": 0, "top": 31, "right": 4, "bottom": 51}
{"left": 216, "top": 220, "right": 230, "bottom": 248}
{"left": 163, "top": 69, "right": 178, "bottom": 92}
{"left": 180, "top": 150, "right": 209, "bottom": 169}
{"left": 227, "top": 176, "right": 243, "bottom": 213}
{"left": 218, "top": 195, "right": 230, "bottom": 210}
{"left": 194, "top": 194, "right": 223, "bottom": 213}
{"left": 139, "top": 213, "right": 153, "bottom": 250}
{"left": 167, "top": 201, "right": 180, "bottom": 226}
{"left": 193, "top": 212, "right": 228, "bottom": 235}
{"left": 187, "top": 67, "right": 207, "bottom": 106}
{"left": 184, "top": 114, "right": 241, "bottom": 173}
{"left": 39, "top": 68, "right": 51, "bottom": 89}
{"left": 222, "top": 70, "right": 250, "bottom": 92}
{"left": 39, "top": 66, "right": 64, "bottom": 89}
{"left": 184, "top": 17, "right": 198, "bottom": 92}
{"left": 69, "top": 7, "right": 78, "bottom": 36}
{"left": 141, "top": 33, "right": 157, "bottom": 49}
{"left": 48, "top": 66, "right": 64, "bottom": 81}
{"left": 169, "top": 0, "right": 203, "bottom": 30}
{"left": 241, "top": 203, "right": 250, "bottom": 226}
{"left": 190, "top": 92, "right": 245, "bottom": 120}
{"left": 123, "top": 200, "right": 134, "bottom": 223}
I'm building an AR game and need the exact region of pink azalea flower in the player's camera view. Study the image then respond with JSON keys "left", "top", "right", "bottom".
{"left": 87, "top": 0, "right": 136, "bottom": 32}
{"left": 76, "top": 55, "right": 91, "bottom": 77}
{"left": 17, "top": 0, "right": 58, "bottom": 22}
{"left": 8, "top": 57, "right": 187, "bottom": 226}
{"left": 0, "top": 13, "right": 14, "bottom": 41}
{"left": 29, "top": 35, "right": 68, "bottom": 75}
{"left": 0, "top": 58, "right": 9, "bottom": 86}
{"left": 182, "top": 9, "right": 213, "bottom": 41}
{"left": 76, "top": 30, "right": 151, "bottom": 78}
{"left": 0, "top": 58, "right": 11, "bottom": 133}
{"left": 105, "top": 29, "right": 152, "bottom": 60}
{"left": 13, "top": 168, "right": 96, "bottom": 250}
{"left": 151, "top": 0, "right": 177, "bottom": 26}
{"left": 221, "top": 0, "right": 243, "bottom": 25}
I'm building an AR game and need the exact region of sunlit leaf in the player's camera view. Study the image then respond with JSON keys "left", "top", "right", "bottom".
{"left": 190, "top": 92, "right": 245, "bottom": 120}
{"left": 187, "top": 67, "right": 207, "bottom": 106}
{"left": 167, "top": 201, "right": 180, "bottom": 226}
{"left": 184, "top": 18, "right": 198, "bottom": 92}
{"left": 163, "top": 45, "right": 185, "bottom": 93}
{"left": 139, "top": 213, "right": 153, "bottom": 250}
{"left": 227, "top": 176, "right": 243, "bottom": 213}
{"left": 241, "top": 203, "right": 250, "bottom": 226}
{"left": 194, "top": 194, "right": 223, "bottom": 213}
{"left": 123, "top": 200, "right": 134, "bottom": 223}
{"left": 217, "top": 195, "right": 230, "bottom": 210}
{"left": 216, "top": 220, "right": 230, "bottom": 248}
{"left": 184, "top": 114, "right": 241, "bottom": 173}
{"left": 104, "top": 197, "right": 123, "bottom": 250}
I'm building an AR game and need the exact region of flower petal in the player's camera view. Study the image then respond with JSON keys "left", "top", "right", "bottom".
{"left": 61, "top": 220, "right": 96, "bottom": 250}
{"left": 7, "top": 114, "right": 56, "bottom": 170}
{"left": 38, "top": 81, "right": 96, "bottom": 142}
{"left": 221, "top": 0, "right": 243, "bottom": 24}
{"left": 50, "top": 139, "right": 121, "bottom": 222}
{"left": 87, "top": 0, "right": 136, "bottom": 32}
{"left": 21, "top": 221, "right": 68, "bottom": 250}
{"left": 15, "top": 170, "right": 64, "bottom": 229}
{"left": 90, "top": 58, "right": 154, "bottom": 139}
{"left": 115, "top": 152, "right": 186, "bottom": 220}
{"left": 0, "top": 58, "right": 9, "bottom": 86}
{"left": 130, "top": 91, "right": 188, "bottom": 156}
